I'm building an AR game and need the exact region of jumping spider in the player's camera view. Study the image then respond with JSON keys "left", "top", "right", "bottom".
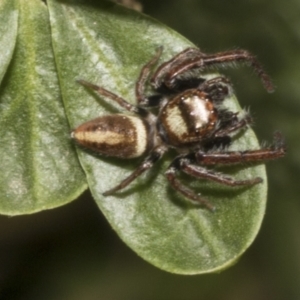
{"left": 72, "top": 47, "right": 286, "bottom": 211}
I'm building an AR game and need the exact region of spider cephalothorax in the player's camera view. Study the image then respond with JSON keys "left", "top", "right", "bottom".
{"left": 72, "top": 47, "right": 286, "bottom": 210}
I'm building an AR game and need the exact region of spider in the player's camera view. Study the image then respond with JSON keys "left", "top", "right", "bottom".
{"left": 71, "top": 47, "right": 286, "bottom": 211}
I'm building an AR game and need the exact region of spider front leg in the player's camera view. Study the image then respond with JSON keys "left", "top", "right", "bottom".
{"left": 135, "top": 46, "right": 163, "bottom": 105}
{"left": 160, "top": 49, "right": 274, "bottom": 92}
{"left": 151, "top": 47, "right": 203, "bottom": 89}
{"left": 103, "top": 145, "right": 167, "bottom": 196}
{"left": 163, "top": 76, "right": 231, "bottom": 97}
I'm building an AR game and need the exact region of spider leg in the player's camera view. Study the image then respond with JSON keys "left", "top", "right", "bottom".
{"left": 196, "top": 132, "right": 286, "bottom": 165}
{"left": 151, "top": 47, "right": 203, "bottom": 89}
{"left": 165, "top": 164, "right": 216, "bottom": 211}
{"left": 136, "top": 46, "right": 163, "bottom": 105}
{"left": 138, "top": 49, "right": 206, "bottom": 107}
{"left": 77, "top": 79, "right": 143, "bottom": 115}
{"left": 103, "top": 145, "right": 167, "bottom": 196}
{"left": 199, "top": 76, "right": 231, "bottom": 103}
{"left": 135, "top": 47, "right": 177, "bottom": 108}
{"left": 214, "top": 113, "right": 253, "bottom": 138}
{"left": 163, "top": 49, "right": 274, "bottom": 93}
{"left": 180, "top": 158, "right": 262, "bottom": 186}
{"left": 163, "top": 76, "right": 231, "bottom": 97}
{"left": 200, "top": 76, "right": 232, "bottom": 89}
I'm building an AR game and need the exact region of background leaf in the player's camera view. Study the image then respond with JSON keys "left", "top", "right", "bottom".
{"left": 48, "top": 0, "right": 267, "bottom": 274}
{"left": 0, "top": 0, "right": 18, "bottom": 83}
{"left": 0, "top": 0, "right": 86, "bottom": 215}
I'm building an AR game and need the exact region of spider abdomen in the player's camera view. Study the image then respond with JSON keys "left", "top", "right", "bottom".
{"left": 158, "top": 89, "right": 217, "bottom": 147}
{"left": 72, "top": 114, "right": 150, "bottom": 158}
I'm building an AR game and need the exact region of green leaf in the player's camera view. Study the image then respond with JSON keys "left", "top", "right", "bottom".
{"left": 48, "top": 0, "right": 267, "bottom": 274}
{"left": 0, "top": 0, "right": 267, "bottom": 273}
{"left": 0, "top": 0, "right": 86, "bottom": 215}
{"left": 0, "top": 0, "right": 18, "bottom": 83}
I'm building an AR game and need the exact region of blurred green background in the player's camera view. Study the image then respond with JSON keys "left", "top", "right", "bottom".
{"left": 1, "top": 0, "right": 300, "bottom": 299}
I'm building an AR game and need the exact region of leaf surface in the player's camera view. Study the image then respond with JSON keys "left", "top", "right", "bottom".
{"left": 0, "top": 0, "right": 86, "bottom": 215}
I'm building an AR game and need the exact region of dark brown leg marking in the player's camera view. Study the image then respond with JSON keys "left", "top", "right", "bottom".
{"left": 151, "top": 48, "right": 274, "bottom": 92}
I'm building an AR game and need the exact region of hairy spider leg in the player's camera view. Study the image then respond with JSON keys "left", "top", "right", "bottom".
{"left": 103, "top": 145, "right": 167, "bottom": 196}
{"left": 161, "top": 75, "right": 231, "bottom": 97}
{"left": 180, "top": 160, "right": 262, "bottom": 186}
{"left": 165, "top": 165, "right": 216, "bottom": 211}
{"left": 165, "top": 133, "right": 285, "bottom": 211}
{"left": 196, "top": 76, "right": 253, "bottom": 138}
{"left": 214, "top": 113, "right": 253, "bottom": 138}
{"left": 136, "top": 47, "right": 203, "bottom": 107}
{"left": 196, "top": 132, "right": 286, "bottom": 165}
{"left": 199, "top": 76, "right": 231, "bottom": 90}
{"left": 158, "top": 49, "right": 274, "bottom": 93}
{"left": 198, "top": 76, "right": 231, "bottom": 103}
{"left": 138, "top": 51, "right": 232, "bottom": 108}
{"left": 77, "top": 79, "right": 144, "bottom": 115}
{"left": 136, "top": 46, "right": 163, "bottom": 104}
{"left": 165, "top": 155, "right": 262, "bottom": 211}
{"left": 151, "top": 47, "right": 203, "bottom": 88}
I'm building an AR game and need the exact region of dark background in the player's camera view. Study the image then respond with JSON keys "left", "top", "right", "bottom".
{"left": 1, "top": 0, "right": 300, "bottom": 299}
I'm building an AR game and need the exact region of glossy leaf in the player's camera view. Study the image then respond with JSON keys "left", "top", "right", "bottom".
{"left": 0, "top": 0, "right": 18, "bottom": 83}
{"left": 48, "top": 0, "right": 267, "bottom": 274}
{"left": 0, "top": 0, "right": 86, "bottom": 215}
